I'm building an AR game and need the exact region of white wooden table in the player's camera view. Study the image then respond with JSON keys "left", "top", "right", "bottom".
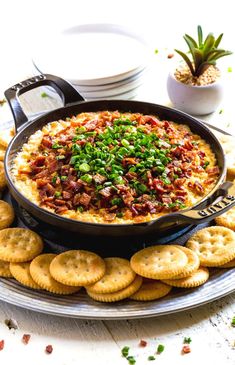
{"left": 0, "top": 2, "right": 235, "bottom": 363}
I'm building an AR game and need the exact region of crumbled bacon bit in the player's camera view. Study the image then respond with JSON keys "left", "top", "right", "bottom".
{"left": 22, "top": 334, "right": 31, "bottom": 345}
{"left": 0, "top": 340, "right": 4, "bottom": 351}
{"left": 182, "top": 345, "right": 191, "bottom": 354}
{"left": 45, "top": 344, "right": 53, "bottom": 354}
{"left": 139, "top": 339, "right": 147, "bottom": 347}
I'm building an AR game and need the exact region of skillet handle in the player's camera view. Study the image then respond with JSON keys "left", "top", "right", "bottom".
{"left": 4, "top": 74, "right": 85, "bottom": 132}
{"left": 144, "top": 182, "right": 235, "bottom": 227}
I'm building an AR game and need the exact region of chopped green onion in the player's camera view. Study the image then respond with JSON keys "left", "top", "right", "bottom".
{"left": 114, "top": 176, "right": 124, "bottom": 185}
{"left": 121, "top": 346, "right": 130, "bottom": 358}
{"left": 81, "top": 174, "right": 92, "bottom": 184}
{"left": 56, "top": 155, "right": 65, "bottom": 160}
{"left": 157, "top": 344, "right": 165, "bottom": 354}
{"left": 103, "top": 181, "right": 112, "bottom": 187}
{"left": 127, "top": 356, "right": 136, "bottom": 365}
{"left": 51, "top": 176, "right": 57, "bottom": 184}
{"left": 148, "top": 356, "right": 156, "bottom": 361}
{"left": 137, "top": 183, "right": 148, "bottom": 193}
{"left": 116, "top": 212, "right": 124, "bottom": 218}
{"left": 161, "top": 176, "right": 171, "bottom": 185}
{"left": 41, "top": 92, "right": 49, "bottom": 98}
{"left": 111, "top": 198, "right": 122, "bottom": 206}
{"left": 79, "top": 163, "right": 91, "bottom": 172}
{"left": 54, "top": 191, "right": 61, "bottom": 198}
{"left": 121, "top": 139, "right": 130, "bottom": 147}
{"left": 203, "top": 161, "right": 210, "bottom": 169}
{"left": 230, "top": 314, "right": 235, "bottom": 327}
{"left": 52, "top": 143, "right": 63, "bottom": 149}
{"left": 60, "top": 176, "right": 68, "bottom": 181}
{"left": 76, "top": 126, "right": 87, "bottom": 134}
{"left": 77, "top": 206, "right": 84, "bottom": 212}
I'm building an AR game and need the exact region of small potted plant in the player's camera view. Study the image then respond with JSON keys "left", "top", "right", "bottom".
{"left": 167, "top": 26, "right": 232, "bottom": 115}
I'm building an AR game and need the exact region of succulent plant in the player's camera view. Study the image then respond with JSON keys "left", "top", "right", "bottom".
{"left": 175, "top": 26, "right": 232, "bottom": 77}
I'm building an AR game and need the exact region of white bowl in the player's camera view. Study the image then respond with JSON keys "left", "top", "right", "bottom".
{"left": 167, "top": 71, "right": 224, "bottom": 115}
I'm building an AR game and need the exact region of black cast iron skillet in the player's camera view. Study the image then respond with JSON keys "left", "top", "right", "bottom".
{"left": 4, "top": 74, "right": 235, "bottom": 237}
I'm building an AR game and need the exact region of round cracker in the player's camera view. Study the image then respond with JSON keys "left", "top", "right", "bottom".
{"left": 130, "top": 245, "right": 188, "bottom": 280}
{"left": 0, "top": 228, "right": 43, "bottom": 262}
{"left": 215, "top": 206, "right": 235, "bottom": 231}
{"left": 214, "top": 134, "right": 235, "bottom": 177}
{"left": 86, "top": 275, "right": 143, "bottom": 302}
{"left": 10, "top": 262, "right": 41, "bottom": 289}
{"left": 0, "top": 259, "right": 12, "bottom": 277}
{"left": 217, "top": 258, "right": 235, "bottom": 268}
{"left": 186, "top": 226, "right": 235, "bottom": 267}
{"left": 30, "top": 254, "right": 80, "bottom": 294}
{"left": 0, "top": 146, "right": 6, "bottom": 161}
{"left": 0, "top": 128, "right": 14, "bottom": 148}
{"left": 171, "top": 245, "right": 200, "bottom": 279}
{"left": 0, "top": 161, "right": 6, "bottom": 191}
{"left": 162, "top": 267, "right": 209, "bottom": 288}
{"left": 130, "top": 280, "right": 172, "bottom": 301}
{"left": 0, "top": 200, "right": 15, "bottom": 230}
{"left": 50, "top": 250, "right": 106, "bottom": 286}
{"left": 85, "top": 257, "right": 136, "bottom": 294}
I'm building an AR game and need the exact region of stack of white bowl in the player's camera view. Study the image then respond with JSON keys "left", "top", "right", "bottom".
{"left": 32, "top": 24, "right": 150, "bottom": 100}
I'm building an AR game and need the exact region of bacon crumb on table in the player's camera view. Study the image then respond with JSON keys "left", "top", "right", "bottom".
{"left": 45, "top": 344, "right": 53, "bottom": 354}
{"left": 139, "top": 339, "right": 147, "bottom": 347}
{"left": 22, "top": 334, "right": 31, "bottom": 345}
{"left": 0, "top": 340, "right": 4, "bottom": 350}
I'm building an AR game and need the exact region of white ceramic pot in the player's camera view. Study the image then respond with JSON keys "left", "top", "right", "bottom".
{"left": 167, "top": 70, "right": 224, "bottom": 115}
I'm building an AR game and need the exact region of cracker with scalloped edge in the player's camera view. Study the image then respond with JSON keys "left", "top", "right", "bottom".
{"left": 213, "top": 133, "right": 235, "bottom": 178}
{"left": 0, "top": 200, "right": 15, "bottom": 230}
{"left": 0, "top": 145, "right": 6, "bottom": 161}
{"left": 186, "top": 226, "right": 235, "bottom": 267}
{"left": 0, "top": 161, "right": 6, "bottom": 190}
{"left": 130, "top": 245, "right": 188, "bottom": 280}
{"left": 130, "top": 279, "right": 172, "bottom": 301}
{"left": 0, "top": 259, "right": 12, "bottom": 277}
{"left": 0, "top": 128, "right": 15, "bottom": 148}
{"left": 171, "top": 245, "right": 200, "bottom": 279}
{"left": 86, "top": 275, "right": 142, "bottom": 302}
{"left": 217, "top": 257, "right": 235, "bottom": 268}
{"left": 86, "top": 257, "right": 136, "bottom": 294}
{"left": 0, "top": 228, "right": 43, "bottom": 262}
{"left": 50, "top": 250, "right": 106, "bottom": 286}
{"left": 162, "top": 267, "right": 209, "bottom": 288}
{"left": 30, "top": 253, "right": 80, "bottom": 294}
{"left": 215, "top": 206, "right": 235, "bottom": 231}
{"left": 10, "top": 262, "right": 41, "bottom": 289}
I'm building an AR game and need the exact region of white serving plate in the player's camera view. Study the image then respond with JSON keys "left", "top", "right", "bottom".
{"left": 32, "top": 23, "right": 151, "bottom": 86}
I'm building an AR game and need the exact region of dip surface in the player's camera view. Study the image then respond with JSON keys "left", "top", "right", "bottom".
{"left": 12, "top": 111, "right": 219, "bottom": 223}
